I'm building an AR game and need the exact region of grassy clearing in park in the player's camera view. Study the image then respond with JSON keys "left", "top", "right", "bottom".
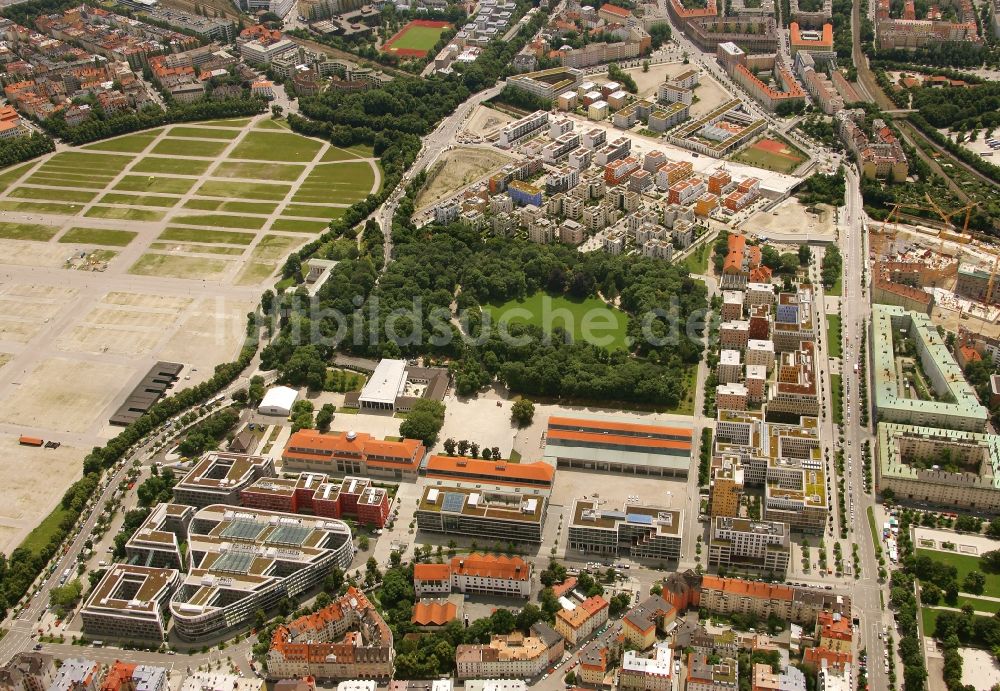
{"left": 115, "top": 175, "right": 196, "bottom": 195}
{"left": 149, "top": 242, "right": 246, "bottom": 256}
{"left": 58, "top": 227, "right": 137, "bottom": 247}
{"left": 49, "top": 151, "right": 131, "bottom": 171}
{"left": 201, "top": 118, "right": 251, "bottom": 127}
{"left": 915, "top": 549, "right": 1000, "bottom": 598}
{"left": 99, "top": 192, "right": 180, "bottom": 208}
{"left": 18, "top": 505, "right": 71, "bottom": 558}
{"left": 682, "top": 244, "right": 710, "bottom": 274}
{"left": 826, "top": 314, "right": 842, "bottom": 358}
{"left": 84, "top": 206, "right": 164, "bottom": 222}
{"left": 229, "top": 130, "right": 323, "bottom": 163}
{"left": 23, "top": 174, "right": 107, "bottom": 189}
{"left": 170, "top": 213, "right": 267, "bottom": 230}
{"left": 0, "top": 221, "right": 59, "bottom": 241}
{"left": 270, "top": 218, "right": 329, "bottom": 233}
{"left": 955, "top": 595, "right": 1000, "bottom": 614}
{"left": 256, "top": 119, "right": 290, "bottom": 130}
{"left": 320, "top": 146, "right": 366, "bottom": 162}
{"left": 183, "top": 199, "right": 278, "bottom": 214}
{"left": 196, "top": 180, "right": 291, "bottom": 201}
{"left": 0, "top": 162, "right": 34, "bottom": 192}
{"left": 0, "top": 200, "right": 82, "bottom": 215}
{"left": 129, "top": 253, "right": 232, "bottom": 280}
{"left": 212, "top": 161, "right": 305, "bottom": 182}
{"left": 133, "top": 156, "right": 211, "bottom": 176}
{"left": 82, "top": 131, "right": 160, "bottom": 153}
{"left": 159, "top": 227, "right": 255, "bottom": 245}
{"left": 168, "top": 126, "right": 241, "bottom": 140}
{"left": 281, "top": 204, "right": 346, "bottom": 219}
{"left": 235, "top": 261, "right": 278, "bottom": 285}
{"left": 252, "top": 234, "right": 302, "bottom": 261}
{"left": 8, "top": 186, "right": 96, "bottom": 203}
{"left": 482, "top": 292, "right": 629, "bottom": 351}
{"left": 151, "top": 138, "right": 229, "bottom": 158}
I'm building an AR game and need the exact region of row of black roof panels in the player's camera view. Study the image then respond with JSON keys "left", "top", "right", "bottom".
{"left": 109, "top": 361, "right": 183, "bottom": 426}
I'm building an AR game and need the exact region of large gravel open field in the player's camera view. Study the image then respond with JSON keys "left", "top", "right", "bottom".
{"left": 0, "top": 116, "right": 383, "bottom": 553}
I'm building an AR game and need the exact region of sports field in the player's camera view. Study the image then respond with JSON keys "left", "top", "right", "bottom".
{"left": 482, "top": 292, "right": 629, "bottom": 351}
{"left": 382, "top": 19, "right": 450, "bottom": 57}
{"left": 0, "top": 116, "right": 382, "bottom": 552}
{"left": 732, "top": 136, "right": 807, "bottom": 174}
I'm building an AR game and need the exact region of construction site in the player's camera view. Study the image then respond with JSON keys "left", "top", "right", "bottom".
{"left": 871, "top": 193, "right": 1000, "bottom": 338}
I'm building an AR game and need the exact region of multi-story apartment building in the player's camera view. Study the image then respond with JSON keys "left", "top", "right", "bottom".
{"left": 619, "top": 643, "right": 673, "bottom": 691}
{"left": 455, "top": 623, "right": 564, "bottom": 679}
{"left": 836, "top": 110, "right": 908, "bottom": 181}
{"left": 567, "top": 499, "right": 683, "bottom": 561}
{"left": 498, "top": 111, "right": 550, "bottom": 148}
{"left": 80, "top": 565, "right": 178, "bottom": 642}
{"left": 768, "top": 341, "right": 819, "bottom": 416}
{"left": 773, "top": 287, "right": 815, "bottom": 352}
{"left": 555, "top": 595, "right": 609, "bottom": 646}
{"left": 282, "top": 430, "right": 425, "bottom": 481}
{"left": 708, "top": 517, "right": 790, "bottom": 575}
{"left": 721, "top": 234, "right": 771, "bottom": 290}
{"left": 716, "top": 383, "right": 749, "bottom": 411}
{"left": 687, "top": 653, "right": 738, "bottom": 691}
{"left": 746, "top": 339, "right": 776, "bottom": 371}
{"left": 745, "top": 283, "right": 776, "bottom": 307}
{"left": 717, "top": 349, "right": 742, "bottom": 384}
{"left": 720, "top": 321, "right": 751, "bottom": 350}
{"left": 709, "top": 457, "right": 744, "bottom": 518}
{"left": 0, "top": 653, "right": 56, "bottom": 691}
{"left": 876, "top": 422, "right": 1000, "bottom": 512}
{"left": 721, "top": 291, "right": 744, "bottom": 321}
{"left": 621, "top": 596, "right": 676, "bottom": 651}
{"left": 764, "top": 457, "right": 827, "bottom": 534}
{"left": 698, "top": 576, "right": 851, "bottom": 625}
{"left": 267, "top": 588, "right": 393, "bottom": 680}
{"left": 872, "top": 304, "right": 988, "bottom": 432}
{"left": 413, "top": 554, "right": 531, "bottom": 598}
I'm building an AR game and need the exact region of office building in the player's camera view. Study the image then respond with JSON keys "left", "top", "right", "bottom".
{"left": 567, "top": 499, "right": 683, "bottom": 561}
{"left": 241, "top": 474, "right": 391, "bottom": 528}
{"left": 350, "top": 359, "right": 449, "bottom": 412}
{"left": 173, "top": 453, "right": 276, "bottom": 508}
{"left": 167, "top": 505, "right": 354, "bottom": 640}
{"left": 81, "top": 565, "right": 179, "bottom": 642}
{"left": 415, "top": 486, "right": 546, "bottom": 543}
{"left": 282, "top": 430, "right": 426, "bottom": 481}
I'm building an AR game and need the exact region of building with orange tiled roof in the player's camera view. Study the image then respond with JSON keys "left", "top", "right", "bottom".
{"left": 699, "top": 575, "right": 850, "bottom": 625}
{"left": 99, "top": 662, "right": 135, "bottom": 691}
{"left": 411, "top": 600, "right": 458, "bottom": 627}
{"left": 803, "top": 646, "right": 852, "bottom": 670}
{"left": 424, "top": 455, "right": 555, "bottom": 495}
{"left": 789, "top": 22, "right": 835, "bottom": 57}
{"left": 413, "top": 553, "right": 531, "bottom": 598}
{"left": 551, "top": 577, "right": 578, "bottom": 598}
{"left": 598, "top": 3, "right": 633, "bottom": 21}
{"left": 543, "top": 415, "right": 693, "bottom": 477}
{"left": 267, "top": 587, "right": 393, "bottom": 680}
{"left": 282, "top": 429, "right": 425, "bottom": 481}
{"left": 817, "top": 611, "right": 852, "bottom": 652}
{"left": 555, "top": 595, "right": 609, "bottom": 645}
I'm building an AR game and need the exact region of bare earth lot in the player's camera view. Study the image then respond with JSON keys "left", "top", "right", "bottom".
{"left": 745, "top": 198, "right": 836, "bottom": 240}
{"left": 0, "top": 435, "right": 83, "bottom": 555}
{"left": 415, "top": 146, "right": 514, "bottom": 209}
{"left": 464, "top": 104, "right": 516, "bottom": 138}
{"left": 0, "top": 116, "right": 382, "bottom": 547}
